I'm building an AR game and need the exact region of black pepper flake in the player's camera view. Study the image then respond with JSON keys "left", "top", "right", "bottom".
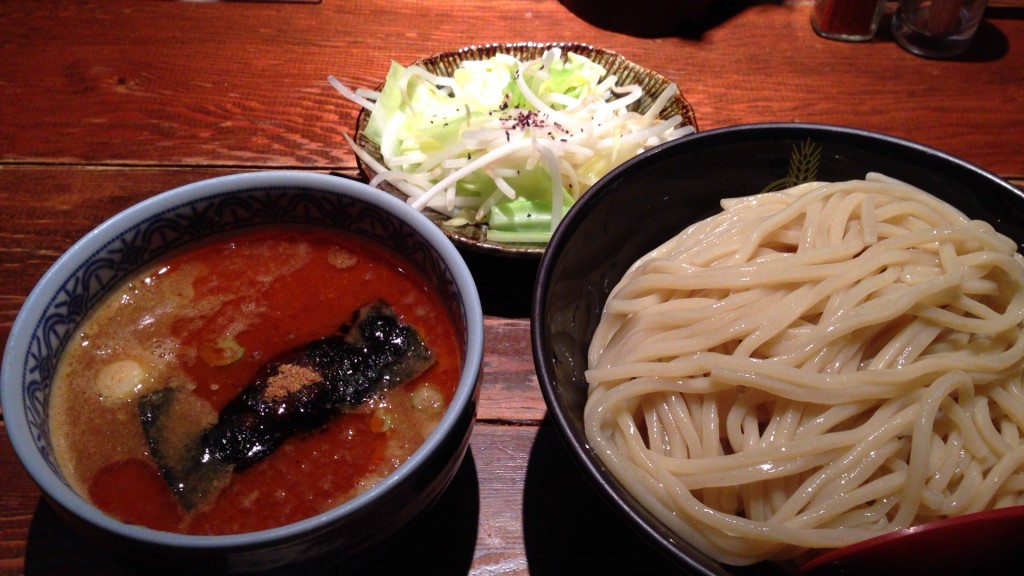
{"left": 503, "top": 110, "right": 548, "bottom": 131}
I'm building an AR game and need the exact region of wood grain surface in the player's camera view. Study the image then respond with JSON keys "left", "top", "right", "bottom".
{"left": 1, "top": 0, "right": 1023, "bottom": 574}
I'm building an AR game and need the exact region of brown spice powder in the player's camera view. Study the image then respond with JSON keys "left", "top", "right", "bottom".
{"left": 263, "top": 364, "right": 322, "bottom": 401}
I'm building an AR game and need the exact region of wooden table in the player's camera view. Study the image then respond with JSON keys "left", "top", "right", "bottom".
{"left": 2, "top": 1, "right": 1023, "bottom": 574}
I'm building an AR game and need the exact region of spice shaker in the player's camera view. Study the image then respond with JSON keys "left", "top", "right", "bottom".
{"left": 812, "top": 0, "right": 887, "bottom": 41}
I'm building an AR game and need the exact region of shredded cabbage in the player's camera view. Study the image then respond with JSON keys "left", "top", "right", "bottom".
{"left": 329, "top": 48, "right": 694, "bottom": 245}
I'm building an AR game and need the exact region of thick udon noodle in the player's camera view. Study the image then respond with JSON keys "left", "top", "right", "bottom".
{"left": 585, "top": 174, "right": 1024, "bottom": 565}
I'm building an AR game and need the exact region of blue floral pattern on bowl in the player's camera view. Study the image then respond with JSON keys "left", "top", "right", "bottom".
{"left": 18, "top": 181, "right": 463, "bottom": 485}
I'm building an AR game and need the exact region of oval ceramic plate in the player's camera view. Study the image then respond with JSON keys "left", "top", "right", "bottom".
{"left": 352, "top": 42, "right": 698, "bottom": 259}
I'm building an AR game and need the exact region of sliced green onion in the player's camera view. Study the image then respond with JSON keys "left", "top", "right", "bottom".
{"left": 329, "top": 48, "right": 694, "bottom": 246}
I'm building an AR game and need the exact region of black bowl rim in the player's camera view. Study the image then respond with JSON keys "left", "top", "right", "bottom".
{"left": 530, "top": 121, "right": 1023, "bottom": 574}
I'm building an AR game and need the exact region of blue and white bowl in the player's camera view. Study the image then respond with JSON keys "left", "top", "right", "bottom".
{"left": 1, "top": 171, "right": 484, "bottom": 572}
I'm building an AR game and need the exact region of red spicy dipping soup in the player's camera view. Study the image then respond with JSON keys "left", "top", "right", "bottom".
{"left": 48, "top": 227, "right": 461, "bottom": 535}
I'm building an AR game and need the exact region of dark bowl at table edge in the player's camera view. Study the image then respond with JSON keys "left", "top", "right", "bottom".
{"left": 530, "top": 122, "right": 1024, "bottom": 576}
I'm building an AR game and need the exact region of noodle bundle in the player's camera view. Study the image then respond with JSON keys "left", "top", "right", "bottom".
{"left": 585, "top": 174, "right": 1024, "bottom": 565}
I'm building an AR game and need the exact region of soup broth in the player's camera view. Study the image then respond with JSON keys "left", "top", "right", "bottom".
{"left": 50, "top": 227, "right": 461, "bottom": 534}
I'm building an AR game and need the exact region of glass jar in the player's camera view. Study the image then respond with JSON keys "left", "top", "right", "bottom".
{"left": 812, "top": 0, "right": 887, "bottom": 42}
{"left": 892, "top": 0, "right": 990, "bottom": 58}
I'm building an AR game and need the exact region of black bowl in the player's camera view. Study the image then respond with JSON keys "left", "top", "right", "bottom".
{"left": 530, "top": 123, "right": 1024, "bottom": 575}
